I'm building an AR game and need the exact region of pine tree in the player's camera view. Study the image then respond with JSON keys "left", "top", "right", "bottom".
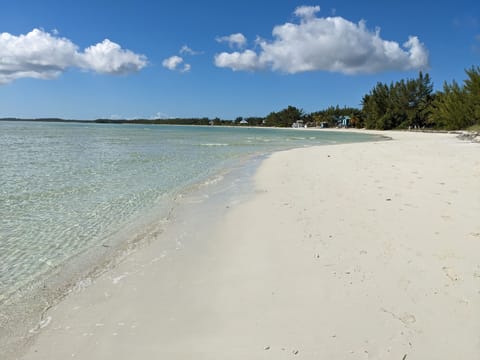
{"left": 464, "top": 66, "right": 480, "bottom": 125}
{"left": 430, "top": 66, "right": 480, "bottom": 129}
{"left": 361, "top": 73, "right": 433, "bottom": 130}
{"left": 430, "top": 81, "right": 469, "bottom": 129}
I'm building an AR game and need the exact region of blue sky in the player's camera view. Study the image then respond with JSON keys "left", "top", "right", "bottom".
{"left": 0, "top": 0, "right": 479, "bottom": 120}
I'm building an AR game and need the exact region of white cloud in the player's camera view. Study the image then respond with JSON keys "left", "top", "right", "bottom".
{"left": 214, "top": 50, "right": 263, "bottom": 71}
{"left": 181, "top": 63, "right": 191, "bottom": 73}
{"left": 294, "top": 5, "right": 321, "bottom": 20}
{"left": 0, "top": 29, "right": 78, "bottom": 84}
{"left": 214, "top": 6, "right": 429, "bottom": 75}
{"left": 81, "top": 39, "right": 147, "bottom": 74}
{"left": 402, "top": 36, "right": 429, "bottom": 70}
{"left": 0, "top": 29, "right": 147, "bottom": 84}
{"left": 163, "top": 46, "right": 198, "bottom": 73}
{"left": 215, "top": 33, "right": 247, "bottom": 49}
{"left": 162, "top": 55, "right": 190, "bottom": 73}
{"left": 180, "top": 45, "right": 202, "bottom": 55}
{"left": 162, "top": 55, "right": 183, "bottom": 70}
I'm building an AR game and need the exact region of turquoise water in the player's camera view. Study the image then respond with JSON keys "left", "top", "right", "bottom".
{"left": 0, "top": 121, "right": 380, "bottom": 310}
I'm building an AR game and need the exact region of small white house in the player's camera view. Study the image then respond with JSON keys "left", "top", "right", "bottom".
{"left": 292, "top": 120, "right": 304, "bottom": 128}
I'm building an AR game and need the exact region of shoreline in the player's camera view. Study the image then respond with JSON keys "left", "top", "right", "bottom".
{"left": 0, "top": 148, "right": 266, "bottom": 360}
{"left": 13, "top": 130, "right": 480, "bottom": 359}
{"left": 1, "top": 126, "right": 380, "bottom": 358}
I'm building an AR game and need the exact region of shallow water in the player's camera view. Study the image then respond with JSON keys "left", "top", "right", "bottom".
{"left": 0, "top": 122, "right": 379, "bottom": 322}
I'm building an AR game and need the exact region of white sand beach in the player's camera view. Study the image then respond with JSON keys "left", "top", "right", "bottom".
{"left": 17, "top": 131, "right": 480, "bottom": 359}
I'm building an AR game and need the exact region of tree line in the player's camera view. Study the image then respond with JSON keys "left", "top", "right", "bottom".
{"left": 361, "top": 66, "right": 480, "bottom": 130}
{"left": 257, "top": 66, "right": 480, "bottom": 130}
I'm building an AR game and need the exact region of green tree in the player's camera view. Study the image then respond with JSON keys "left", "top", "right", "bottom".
{"left": 464, "top": 66, "right": 480, "bottom": 124}
{"left": 403, "top": 72, "right": 434, "bottom": 128}
{"left": 429, "top": 66, "right": 480, "bottom": 129}
{"left": 361, "top": 72, "right": 434, "bottom": 130}
{"left": 362, "top": 82, "right": 390, "bottom": 129}
{"left": 310, "top": 105, "right": 362, "bottom": 128}
{"left": 430, "top": 81, "right": 470, "bottom": 129}
{"left": 265, "top": 106, "right": 303, "bottom": 127}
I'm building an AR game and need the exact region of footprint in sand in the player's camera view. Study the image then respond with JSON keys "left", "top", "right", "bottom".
{"left": 399, "top": 313, "right": 416, "bottom": 325}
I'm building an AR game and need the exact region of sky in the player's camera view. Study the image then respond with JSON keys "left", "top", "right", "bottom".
{"left": 0, "top": 0, "right": 479, "bottom": 120}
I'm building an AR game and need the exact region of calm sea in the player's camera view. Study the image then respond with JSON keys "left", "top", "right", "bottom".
{"left": 0, "top": 121, "right": 380, "bottom": 337}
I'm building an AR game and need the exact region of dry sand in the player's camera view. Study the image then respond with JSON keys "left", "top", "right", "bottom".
{"left": 17, "top": 131, "right": 480, "bottom": 359}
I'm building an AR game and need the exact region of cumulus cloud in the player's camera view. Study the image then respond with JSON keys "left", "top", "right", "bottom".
{"left": 81, "top": 39, "right": 147, "bottom": 74}
{"left": 0, "top": 29, "right": 78, "bottom": 84}
{"left": 214, "top": 5, "right": 429, "bottom": 74}
{"left": 162, "top": 55, "right": 190, "bottom": 73}
{"left": 214, "top": 50, "right": 263, "bottom": 71}
{"left": 215, "top": 33, "right": 247, "bottom": 49}
{"left": 0, "top": 28, "right": 147, "bottom": 84}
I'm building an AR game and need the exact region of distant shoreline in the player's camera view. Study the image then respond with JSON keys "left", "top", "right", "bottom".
{"left": 1, "top": 118, "right": 476, "bottom": 135}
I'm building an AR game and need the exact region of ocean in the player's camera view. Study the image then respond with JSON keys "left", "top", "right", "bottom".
{"left": 0, "top": 121, "right": 381, "bottom": 343}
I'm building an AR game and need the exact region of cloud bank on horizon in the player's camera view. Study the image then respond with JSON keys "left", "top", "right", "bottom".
{"left": 214, "top": 5, "right": 429, "bottom": 74}
{"left": 0, "top": 28, "right": 147, "bottom": 84}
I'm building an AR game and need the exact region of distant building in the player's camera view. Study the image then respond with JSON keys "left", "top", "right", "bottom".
{"left": 292, "top": 120, "right": 305, "bottom": 128}
{"left": 337, "top": 116, "right": 351, "bottom": 128}
{"left": 239, "top": 119, "right": 248, "bottom": 125}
